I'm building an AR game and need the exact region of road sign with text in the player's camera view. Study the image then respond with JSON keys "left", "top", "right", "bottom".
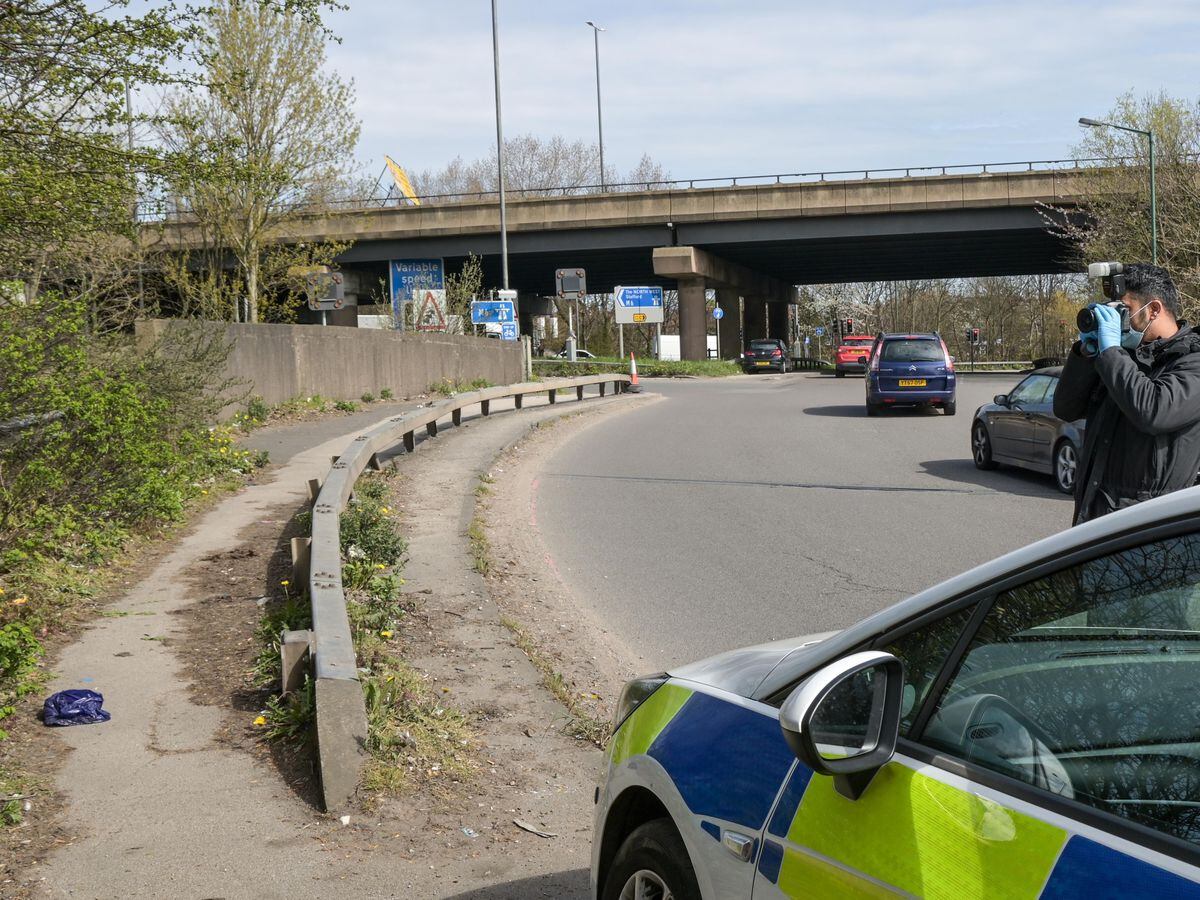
{"left": 471, "top": 300, "right": 516, "bottom": 324}
{"left": 614, "top": 285, "right": 664, "bottom": 324}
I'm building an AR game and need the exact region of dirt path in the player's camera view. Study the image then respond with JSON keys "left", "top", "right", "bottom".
{"left": 17, "top": 390, "right": 649, "bottom": 899}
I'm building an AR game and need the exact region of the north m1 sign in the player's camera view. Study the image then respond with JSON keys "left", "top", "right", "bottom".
{"left": 614, "top": 285, "right": 664, "bottom": 324}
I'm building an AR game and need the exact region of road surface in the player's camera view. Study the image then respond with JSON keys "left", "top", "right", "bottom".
{"left": 534, "top": 372, "right": 1072, "bottom": 669}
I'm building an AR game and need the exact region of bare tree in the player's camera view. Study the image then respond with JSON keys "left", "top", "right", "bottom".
{"left": 158, "top": 0, "right": 360, "bottom": 322}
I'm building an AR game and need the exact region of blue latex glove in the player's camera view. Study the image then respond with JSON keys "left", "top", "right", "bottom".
{"left": 1093, "top": 303, "right": 1123, "bottom": 352}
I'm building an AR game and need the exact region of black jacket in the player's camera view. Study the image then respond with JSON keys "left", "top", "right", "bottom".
{"left": 1054, "top": 323, "right": 1200, "bottom": 524}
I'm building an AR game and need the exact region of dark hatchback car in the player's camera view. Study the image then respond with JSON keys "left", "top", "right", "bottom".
{"left": 742, "top": 339, "right": 791, "bottom": 373}
{"left": 865, "top": 333, "right": 956, "bottom": 416}
{"left": 971, "top": 367, "right": 1085, "bottom": 494}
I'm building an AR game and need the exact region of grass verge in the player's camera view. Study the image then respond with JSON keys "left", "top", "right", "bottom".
{"left": 534, "top": 358, "right": 739, "bottom": 378}
{"left": 500, "top": 615, "right": 608, "bottom": 747}
{"left": 256, "top": 470, "right": 478, "bottom": 803}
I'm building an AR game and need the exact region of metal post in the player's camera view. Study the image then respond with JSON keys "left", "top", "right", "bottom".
{"left": 1149, "top": 130, "right": 1157, "bottom": 264}
{"left": 587, "top": 21, "right": 606, "bottom": 191}
{"left": 491, "top": 0, "right": 510, "bottom": 289}
{"left": 656, "top": 322, "right": 662, "bottom": 360}
{"left": 125, "top": 81, "right": 145, "bottom": 315}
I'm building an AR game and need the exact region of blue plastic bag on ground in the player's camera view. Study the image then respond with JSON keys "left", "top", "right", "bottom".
{"left": 43, "top": 689, "right": 111, "bottom": 726}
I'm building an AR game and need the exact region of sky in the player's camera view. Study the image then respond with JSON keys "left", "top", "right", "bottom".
{"left": 325, "top": 0, "right": 1200, "bottom": 188}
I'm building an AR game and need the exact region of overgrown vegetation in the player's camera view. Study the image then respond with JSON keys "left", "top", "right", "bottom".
{"left": 259, "top": 473, "right": 476, "bottom": 796}
{"left": 0, "top": 297, "right": 267, "bottom": 812}
{"left": 429, "top": 377, "right": 494, "bottom": 396}
{"left": 534, "top": 359, "right": 739, "bottom": 378}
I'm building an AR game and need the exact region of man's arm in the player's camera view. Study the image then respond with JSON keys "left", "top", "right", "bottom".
{"left": 1094, "top": 346, "right": 1200, "bottom": 435}
{"left": 1053, "top": 343, "right": 1100, "bottom": 421}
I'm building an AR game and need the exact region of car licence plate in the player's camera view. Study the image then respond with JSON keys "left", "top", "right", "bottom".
{"left": 898, "top": 379, "right": 926, "bottom": 387}
{"left": 756, "top": 361, "right": 770, "bottom": 366}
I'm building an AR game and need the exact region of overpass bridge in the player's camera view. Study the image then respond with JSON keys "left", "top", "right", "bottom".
{"left": 158, "top": 158, "right": 1098, "bottom": 359}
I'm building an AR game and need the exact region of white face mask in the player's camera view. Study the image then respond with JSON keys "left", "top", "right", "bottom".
{"left": 1121, "top": 303, "right": 1155, "bottom": 349}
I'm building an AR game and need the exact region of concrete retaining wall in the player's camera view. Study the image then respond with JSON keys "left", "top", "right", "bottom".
{"left": 135, "top": 319, "right": 524, "bottom": 414}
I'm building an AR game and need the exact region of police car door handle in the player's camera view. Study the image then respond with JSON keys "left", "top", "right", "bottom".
{"left": 721, "top": 831, "right": 755, "bottom": 862}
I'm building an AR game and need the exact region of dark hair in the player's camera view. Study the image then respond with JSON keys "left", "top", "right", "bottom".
{"left": 1124, "top": 263, "right": 1180, "bottom": 316}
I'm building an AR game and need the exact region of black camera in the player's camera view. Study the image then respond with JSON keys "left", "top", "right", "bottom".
{"left": 1077, "top": 302, "right": 1130, "bottom": 334}
{"left": 1078, "top": 262, "right": 1131, "bottom": 356}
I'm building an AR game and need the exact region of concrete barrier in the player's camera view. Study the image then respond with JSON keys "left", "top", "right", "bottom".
{"left": 135, "top": 319, "right": 524, "bottom": 415}
{"left": 302, "top": 374, "right": 631, "bottom": 813}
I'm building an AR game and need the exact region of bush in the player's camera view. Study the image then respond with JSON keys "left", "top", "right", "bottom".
{"left": 360, "top": 392, "right": 375, "bottom": 404}
{"left": 334, "top": 399, "right": 358, "bottom": 412}
{"left": 378, "top": 388, "right": 394, "bottom": 400}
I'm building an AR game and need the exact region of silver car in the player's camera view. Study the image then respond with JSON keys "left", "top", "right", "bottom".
{"left": 971, "top": 367, "right": 1085, "bottom": 494}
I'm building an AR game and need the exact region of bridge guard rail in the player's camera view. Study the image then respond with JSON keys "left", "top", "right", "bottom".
{"left": 305, "top": 374, "right": 631, "bottom": 812}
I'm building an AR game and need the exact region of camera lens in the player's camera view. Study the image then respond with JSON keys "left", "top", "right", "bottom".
{"left": 1077, "top": 306, "right": 1098, "bottom": 332}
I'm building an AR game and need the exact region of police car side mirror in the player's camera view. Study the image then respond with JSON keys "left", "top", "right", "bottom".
{"left": 778, "top": 651, "right": 904, "bottom": 801}
{"left": 994, "top": 394, "right": 1009, "bottom": 407}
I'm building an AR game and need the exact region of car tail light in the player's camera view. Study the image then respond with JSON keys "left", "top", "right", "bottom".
{"left": 772, "top": 349, "right": 782, "bottom": 357}
{"left": 744, "top": 351, "right": 754, "bottom": 358}
{"left": 941, "top": 340, "right": 954, "bottom": 371}
{"left": 869, "top": 352, "right": 880, "bottom": 372}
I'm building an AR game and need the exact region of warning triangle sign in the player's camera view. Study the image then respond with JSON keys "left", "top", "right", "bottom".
{"left": 414, "top": 289, "right": 447, "bottom": 332}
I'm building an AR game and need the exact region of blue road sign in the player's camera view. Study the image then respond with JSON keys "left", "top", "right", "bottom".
{"left": 500, "top": 322, "right": 519, "bottom": 341}
{"left": 814, "top": 326, "right": 825, "bottom": 337}
{"left": 389, "top": 259, "right": 444, "bottom": 313}
{"left": 615, "top": 285, "right": 663, "bottom": 308}
{"left": 471, "top": 300, "right": 516, "bottom": 325}
{"left": 713, "top": 307, "right": 725, "bottom": 320}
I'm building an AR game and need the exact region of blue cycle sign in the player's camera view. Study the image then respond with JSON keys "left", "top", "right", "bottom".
{"left": 614, "top": 285, "right": 664, "bottom": 325}
{"left": 713, "top": 307, "right": 725, "bottom": 320}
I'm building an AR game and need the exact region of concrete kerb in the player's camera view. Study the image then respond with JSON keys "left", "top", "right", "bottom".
{"left": 304, "top": 374, "right": 631, "bottom": 813}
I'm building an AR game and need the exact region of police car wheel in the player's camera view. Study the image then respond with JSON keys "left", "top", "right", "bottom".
{"left": 603, "top": 818, "right": 700, "bottom": 900}
{"left": 1054, "top": 440, "right": 1077, "bottom": 494}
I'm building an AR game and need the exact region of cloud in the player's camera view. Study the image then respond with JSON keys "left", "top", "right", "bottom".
{"left": 327, "top": 0, "right": 1200, "bottom": 183}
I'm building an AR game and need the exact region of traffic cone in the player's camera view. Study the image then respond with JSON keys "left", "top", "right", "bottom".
{"left": 628, "top": 352, "right": 641, "bottom": 393}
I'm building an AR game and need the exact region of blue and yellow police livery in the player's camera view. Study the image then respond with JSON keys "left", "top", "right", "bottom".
{"left": 592, "top": 487, "right": 1200, "bottom": 899}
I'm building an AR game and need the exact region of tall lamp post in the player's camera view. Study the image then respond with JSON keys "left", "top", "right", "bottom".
{"left": 1079, "top": 117, "right": 1157, "bottom": 264}
{"left": 585, "top": 21, "right": 606, "bottom": 191}
{"left": 492, "top": 0, "right": 510, "bottom": 288}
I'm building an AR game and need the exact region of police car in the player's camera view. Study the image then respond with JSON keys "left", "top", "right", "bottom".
{"left": 592, "top": 488, "right": 1200, "bottom": 899}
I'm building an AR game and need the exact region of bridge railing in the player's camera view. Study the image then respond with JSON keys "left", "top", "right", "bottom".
{"left": 136, "top": 155, "right": 1130, "bottom": 223}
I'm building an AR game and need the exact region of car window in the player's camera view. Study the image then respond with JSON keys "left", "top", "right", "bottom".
{"left": 841, "top": 339, "right": 873, "bottom": 347}
{"left": 881, "top": 606, "right": 976, "bottom": 735}
{"left": 1008, "top": 374, "right": 1053, "bottom": 406}
{"left": 881, "top": 339, "right": 943, "bottom": 362}
{"left": 750, "top": 340, "right": 780, "bottom": 351}
{"left": 922, "top": 533, "right": 1200, "bottom": 845}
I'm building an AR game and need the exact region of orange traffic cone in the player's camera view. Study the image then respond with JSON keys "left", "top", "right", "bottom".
{"left": 628, "top": 352, "right": 641, "bottom": 393}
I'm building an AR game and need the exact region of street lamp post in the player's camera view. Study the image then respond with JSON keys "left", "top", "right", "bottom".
{"left": 1079, "top": 116, "right": 1157, "bottom": 264}
{"left": 586, "top": 21, "right": 606, "bottom": 191}
{"left": 491, "top": 0, "right": 510, "bottom": 288}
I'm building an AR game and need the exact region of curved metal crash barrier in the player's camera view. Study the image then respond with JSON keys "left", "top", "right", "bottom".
{"left": 304, "top": 375, "right": 630, "bottom": 812}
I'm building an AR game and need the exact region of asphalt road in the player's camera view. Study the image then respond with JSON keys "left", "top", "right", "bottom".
{"left": 534, "top": 372, "right": 1073, "bottom": 671}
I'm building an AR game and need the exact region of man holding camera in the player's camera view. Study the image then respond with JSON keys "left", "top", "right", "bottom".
{"left": 1054, "top": 263, "right": 1200, "bottom": 524}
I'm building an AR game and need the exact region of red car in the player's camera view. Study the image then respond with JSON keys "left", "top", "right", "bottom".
{"left": 834, "top": 334, "right": 874, "bottom": 376}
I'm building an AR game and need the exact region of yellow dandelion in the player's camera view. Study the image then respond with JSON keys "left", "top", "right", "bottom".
{"left": 0, "top": 587, "right": 6, "bottom": 595}
{"left": 380, "top": 630, "right": 393, "bottom": 639}
{"left": 253, "top": 715, "right": 267, "bottom": 726}
{"left": 380, "top": 507, "right": 390, "bottom": 514}
{"left": 219, "top": 447, "right": 227, "bottom": 454}
{"left": 280, "top": 580, "right": 290, "bottom": 587}
{"left": 12, "top": 596, "right": 28, "bottom": 606}
{"left": 200, "top": 490, "right": 208, "bottom": 495}
{"left": 375, "top": 564, "right": 386, "bottom": 570}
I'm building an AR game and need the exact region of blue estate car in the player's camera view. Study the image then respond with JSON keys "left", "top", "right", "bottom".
{"left": 865, "top": 333, "right": 957, "bottom": 416}
{"left": 591, "top": 488, "right": 1200, "bottom": 899}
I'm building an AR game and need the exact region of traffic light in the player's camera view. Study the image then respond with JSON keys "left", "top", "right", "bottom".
{"left": 843, "top": 318, "right": 854, "bottom": 334}
{"left": 965, "top": 327, "right": 981, "bottom": 345}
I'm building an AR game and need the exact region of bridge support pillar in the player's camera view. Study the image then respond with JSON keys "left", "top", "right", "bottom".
{"left": 744, "top": 296, "right": 767, "bottom": 342}
{"left": 768, "top": 301, "right": 789, "bottom": 343}
{"left": 678, "top": 278, "right": 709, "bottom": 362}
{"left": 715, "top": 289, "right": 741, "bottom": 359}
